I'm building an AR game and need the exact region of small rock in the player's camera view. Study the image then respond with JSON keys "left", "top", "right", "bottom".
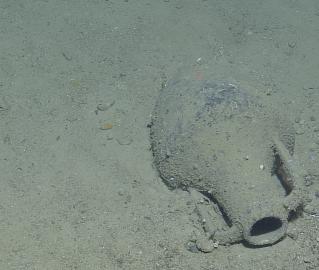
{"left": 196, "top": 237, "right": 217, "bottom": 253}
{"left": 62, "top": 51, "right": 72, "bottom": 61}
{"left": 304, "top": 204, "right": 316, "bottom": 215}
{"left": 303, "top": 256, "right": 312, "bottom": 263}
{"left": 116, "top": 136, "right": 133, "bottom": 145}
{"left": 286, "top": 229, "right": 298, "bottom": 240}
{"left": 107, "top": 135, "right": 114, "bottom": 140}
{"left": 295, "top": 126, "right": 305, "bottom": 135}
{"left": 100, "top": 123, "right": 113, "bottom": 130}
{"left": 0, "top": 97, "right": 9, "bottom": 114}
{"left": 304, "top": 174, "right": 314, "bottom": 186}
{"left": 288, "top": 41, "right": 296, "bottom": 48}
{"left": 97, "top": 100, "right": 115, "bottom": 111}
{"left": 196, "top": 57, "right": 202, "bottom": 65}
{"left": 185, "top": 241, "right": 199, "bottom": 253}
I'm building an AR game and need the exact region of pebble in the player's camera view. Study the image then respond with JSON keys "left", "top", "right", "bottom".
{"left": 97, "top": 100, "right": 115, "bottom": 111}
{"left": 295, "top": 126, "right": 305, "bottom": 135}
{"left": 100, "top": 123, "right": 113, "bottom": 130}
{"left": 195, "top": 237, "right": 218, "bottom": 253}
{"left": 0, "top": 97, "right": 9, "bottom": 113}
{"left": 0, "top": 104, "right": 8, "bottom": 112}
{"left": 304, "top": 174, "right": 314, "bottom": 186}
{"left": 107, "top": 135, "right": 114, "bottom": 140}
{"left": 196, "top": 57, "right": 202, "bottom": 65}
{"left": 303, "top": 257, "right": 311, "bottom": 263}
{"left": 185, "top": 241, "right": 199, "bottom": 253}
{"left": 116, "top": 136, "right": 133, "bottom": 145}
{"left": 287, "top": 229, "right": 298, "bottom": 240}
{"left": 288, "top": 41, "right": 296, "bottom": 48}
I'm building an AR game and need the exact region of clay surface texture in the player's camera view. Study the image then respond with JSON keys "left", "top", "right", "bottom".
{"left": 150, "top": 74, "right": 304, "bottom": 246}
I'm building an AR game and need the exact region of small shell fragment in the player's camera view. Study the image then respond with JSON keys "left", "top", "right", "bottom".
{"left": 100, "top": 123, "right": 113, "bottom": 130}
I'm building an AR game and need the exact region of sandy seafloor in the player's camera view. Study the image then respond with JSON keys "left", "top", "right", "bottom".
{"left": 0, "top": 0, "right": 319, "bottom": 269}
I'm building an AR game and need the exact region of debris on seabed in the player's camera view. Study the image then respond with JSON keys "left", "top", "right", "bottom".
{"left": 100, "top": 123, "right": 113, "bottom": 130}
{"left": 97, "top": 100, "right": 115, "bottom": 112}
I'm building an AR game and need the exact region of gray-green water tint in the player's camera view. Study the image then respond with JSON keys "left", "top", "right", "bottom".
{"left": 0, "top": 0, "right": 318, "bottom": 269}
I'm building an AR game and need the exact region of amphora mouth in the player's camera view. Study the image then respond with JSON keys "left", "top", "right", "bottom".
{"left": 243, "top": 214, "right": 288, "bottom": 246}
